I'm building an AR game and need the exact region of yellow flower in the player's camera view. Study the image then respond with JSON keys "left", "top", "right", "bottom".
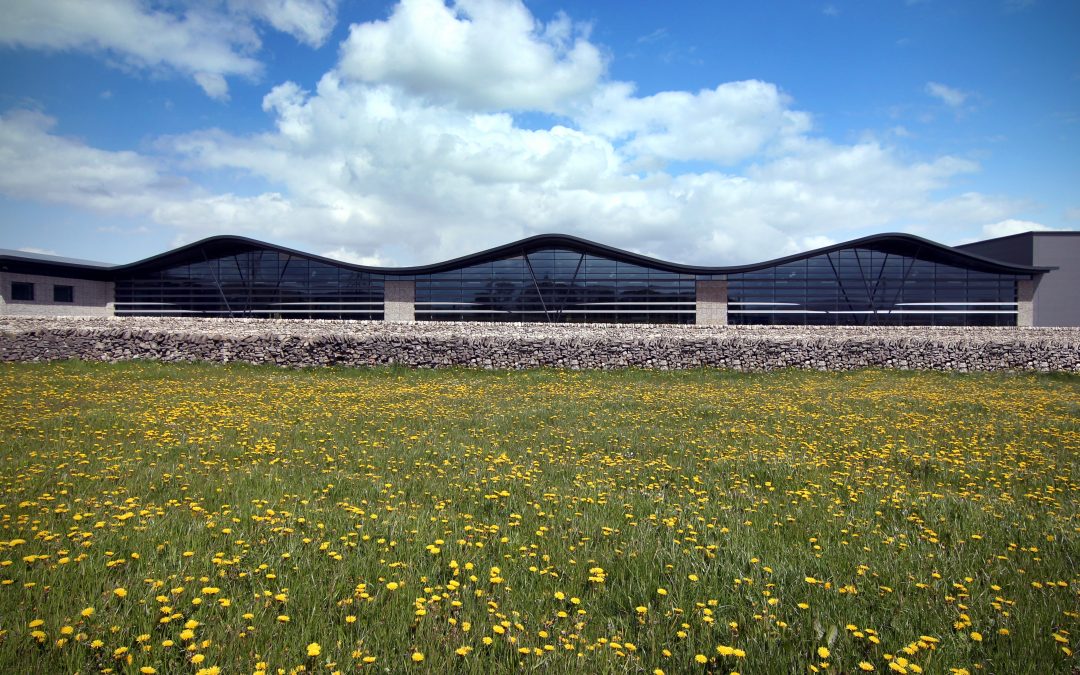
{"left": 859, "top": 663, "right": 875, "bottom": 672}
{"left": 455, "top": 645, "right": 473, "bottom": 656}
{"left": 411, "top": 651, "right": 424, "bottom": 662}
{"left": 817, "top": 646, "right": 830, "bottom": 659}
{"left": 307, "top": 642, "right": 321, "bottom": 657}
{"left": 140, "top": 668, "right": 156, "bottom": 674}
{"left": 28, "top": 619, "right": 44, "bottom": 628}
{"left": 277, "top": 615, "right": 289, "bottom": 622}
{"left": 636, "top": 606, "right": 648, "bottom": 614}
{"left": 970, "top": 631, "right": 983, "bottom": 642}
{"left": 386, "top": 582, "right": 399, "bottom": 591}
{"left": 81, "top": 607, "right": 95, "bottom": 618}
{"left": 695, "top": 653, "right": 709, "bottom": 664}
{"left": 114, "top": 587, "right": 128, "bottom": 598}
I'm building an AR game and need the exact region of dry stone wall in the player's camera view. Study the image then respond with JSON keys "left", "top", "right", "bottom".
{"left": 1, "top": 317, "right": 1079, "bottom": 372}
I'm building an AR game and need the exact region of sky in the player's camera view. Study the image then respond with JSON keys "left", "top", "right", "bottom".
{"left": 0, "top": 0, "right": 1077, "bottom": 267}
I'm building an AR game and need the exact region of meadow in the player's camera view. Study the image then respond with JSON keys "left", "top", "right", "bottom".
{"left": 0, "top": 361, "right": 1076, "bottom": 675}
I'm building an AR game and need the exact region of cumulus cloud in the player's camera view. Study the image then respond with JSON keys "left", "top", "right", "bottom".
{"left": 579, "top": 80, "right": 811, "bottom": 166}
{"left": 0, "top": 0, "right": 1042, "bottom": 266}
{"left": 337, "top": 0, "right": 604, "bottom": 111}
{"left": 230, "top": 0, "right": 339, "bottom": 47}
{"left": 925, "top": 81, "right": 970, "bottom": 109}
{"left": 0, "top": 109, "right": 179, "bottom": 213}
{"left": 0, "top": 0, "right": 339, "bottom": 99}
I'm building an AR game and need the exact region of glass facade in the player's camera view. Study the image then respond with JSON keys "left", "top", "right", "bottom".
{"left": 114, "top": 248, "right": 385, "bottom": 319}
{"left": 102, "top": 235, "right": 1035, "bottom": 326}
{"left": 414, "top": 247, "right": 696, "bottom": 323}
{"left": 729, "top": 246, "right": 1018, "bottom": 326}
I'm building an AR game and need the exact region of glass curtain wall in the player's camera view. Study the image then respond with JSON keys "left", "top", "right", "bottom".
{"left": 114, "top": 248, "right": 385, "bottom": 319}
{"left": 414, "top": 248, "right": 696, "bottom": 323}
{"left": 728, "top": 247, "right": 1018, "bottom": 326}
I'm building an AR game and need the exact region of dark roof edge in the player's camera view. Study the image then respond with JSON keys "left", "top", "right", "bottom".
{"left": 3, "top": 231, "right": 1055, "bottom": 277}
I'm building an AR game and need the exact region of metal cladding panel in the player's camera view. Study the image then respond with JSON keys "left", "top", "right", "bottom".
{"left": 956, "top": 234, "right": 1034, "bottom": 267}
{"left": 1032, "top": 234, "right": 1080, "bottom": 326}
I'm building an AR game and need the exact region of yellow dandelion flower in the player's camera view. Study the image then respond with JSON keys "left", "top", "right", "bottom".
{"left": 411, "top": 651, "right": 424, "bottom": 662}
{"left": 307, "top": 642, "right": 321, "bottom": 657}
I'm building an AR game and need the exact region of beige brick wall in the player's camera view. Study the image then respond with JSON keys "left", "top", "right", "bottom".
{"left": 0, "top": 271, "right": 114, "bottom": 317}
{"left": 383, "top": 279, "right": 415, "bottom": 322}
{"left": 695, "top": 279, "right": 728, "bottom": 326}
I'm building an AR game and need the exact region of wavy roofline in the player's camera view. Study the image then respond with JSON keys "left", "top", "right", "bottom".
{"left": 3, "top": 232, "right": 1054, "bottom": 277}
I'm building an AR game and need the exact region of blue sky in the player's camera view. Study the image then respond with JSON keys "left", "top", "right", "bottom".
{"left": 0, "top": 0, "right": 1077, "bottom": 267}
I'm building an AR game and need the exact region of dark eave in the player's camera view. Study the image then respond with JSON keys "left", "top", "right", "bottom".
{"left": 2, "top": 232, "right": 1054, "bottom": 279}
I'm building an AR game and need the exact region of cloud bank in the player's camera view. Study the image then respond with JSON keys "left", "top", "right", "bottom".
{"left": 0, "top": 0, "right": 1045, "bottom": 265}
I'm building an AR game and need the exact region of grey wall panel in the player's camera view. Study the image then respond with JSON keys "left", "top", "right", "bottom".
{"left": 1032, "top": 235, "right": 1080, "bottom": 326}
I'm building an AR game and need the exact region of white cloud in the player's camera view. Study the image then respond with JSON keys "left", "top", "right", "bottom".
{"left": 320, "top": 247, "right": 392, "bottom": 266}
{"left": 925, "top": 81, "right": 969, "bottom": 109}
{"left": 0, "top": 109, "right": 178, "bottom": 213}
{"left": 981, "top": 219, "right": 1058, "bottom": 239}
{"left": 579, "top": 80, "right": 811, "bottom": 166}
{"left": 230, "top": 0, "right": 339, "bottom": 47}
{"left": 0, "top": 0, "right": 339, "bottom": 99}
{"left": 337, "top": 0, "right": 605, "bottom": 111}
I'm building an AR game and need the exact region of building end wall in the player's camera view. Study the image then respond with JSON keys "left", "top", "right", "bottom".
{"left": 383, "top": 279, "right": 415, "bottom": 322}
{"left": 0, "top": 272, "right": 114, "bottom": 317}
{"left": 696, "top": 279, "right": 728, "bottom": 326}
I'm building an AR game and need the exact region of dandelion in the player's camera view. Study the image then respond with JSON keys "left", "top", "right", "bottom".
{"left": 411, "top": 651, "right": 424, "bottom": 662}
{"left": 817, "top": 646, "right": 830, "bottom": 659}
{"left": 80, "top": 607, "right": 95, "bottom": 618}
{"left": 307, "top": 642, "right": 321, "bottom": 657}
{"left": 114, "top": 587, "right": 127, "bottom": 598}
{"left": 695, "top": 654, "right": 708, "bottom": 664}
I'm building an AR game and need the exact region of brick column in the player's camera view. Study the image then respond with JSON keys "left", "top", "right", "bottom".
{"left": 695, "top": 279, "right": 728, "bottom": 326}
{"left": 1017, "top": 278, "right": 1034, "bottom": 327}
{"left": 384, "top": 279, "right": 415, "bottom": 322}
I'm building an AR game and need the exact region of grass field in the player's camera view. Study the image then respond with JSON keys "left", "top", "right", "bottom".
{"left": 0, "top": 361, "right": 1077, "bottom": 675}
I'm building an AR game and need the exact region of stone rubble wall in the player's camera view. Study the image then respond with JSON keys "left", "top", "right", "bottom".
{"left": 1, "top": 317, "right": 1079, "bottom": 372}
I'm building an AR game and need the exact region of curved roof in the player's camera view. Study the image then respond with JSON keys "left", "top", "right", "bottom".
{"left": 3, "top": 232, "right": 1053, "bottom": 278}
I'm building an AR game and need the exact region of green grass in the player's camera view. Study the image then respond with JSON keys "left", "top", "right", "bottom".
{"left": 0, "top": 361, "right": 1077, "bottom": 674}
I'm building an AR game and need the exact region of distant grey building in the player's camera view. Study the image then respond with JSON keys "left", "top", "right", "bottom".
{"left": 956, "top": 231, "right": 1080, "bottom": 327}
{"left": 2, "top": 231, "right": 1076, "bottom": 326}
